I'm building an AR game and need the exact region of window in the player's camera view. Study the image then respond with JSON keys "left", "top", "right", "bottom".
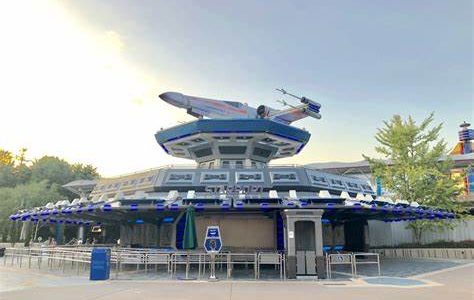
{"left": 311, "top": 175, "right": 327, "bottom": 183}
{"left": 330, "top": 179, "right": 345, "bottom": 187}
{"left": 253, "top": 147, "right": 272, "bottom": 158}
{"left": 222, "top": 161, "right": 230, "bottom": 168}
{"left": 346, "top": 182, "right": 360, "bottom": 189}
{"left": 261, "top": 138, "right": 276, "bottom": 143}
{"left": 235, "top": 160, "right": 244, "bottom": 169}
{"left": 236, "top": 136, "right": 252, "bottom": 140}
{"left": 193, "top": 147, "right": 213, "bottom": 158}
{"left": 219, "top": 146, "right": 247, "bottom": 155}
{"left": 214, "top": 136, "right": 230, "bottom": 140}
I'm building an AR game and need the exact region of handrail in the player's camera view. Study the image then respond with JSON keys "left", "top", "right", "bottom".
{"left": 1, "top": 247, "right": 286, "bottom": 280}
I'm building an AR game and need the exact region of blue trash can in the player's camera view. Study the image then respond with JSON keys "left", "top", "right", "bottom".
{"left": 90, "top": 248, "right": 111, "bottom": 280}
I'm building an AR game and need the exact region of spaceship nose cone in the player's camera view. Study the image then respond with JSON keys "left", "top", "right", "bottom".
{"left": 159, "top": 92, "right": 173, "bottom": 102}
{"left": 159, "top": 91, "right": 185, "bottom": 108}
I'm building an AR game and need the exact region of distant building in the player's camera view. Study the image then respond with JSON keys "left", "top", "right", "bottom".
{"left": 307, "top": 122, "right": 474, "bottom": 202}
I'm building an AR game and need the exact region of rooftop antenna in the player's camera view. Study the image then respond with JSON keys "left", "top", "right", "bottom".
{"left": 276, "top": 88, "right": 321, "bottom": 107}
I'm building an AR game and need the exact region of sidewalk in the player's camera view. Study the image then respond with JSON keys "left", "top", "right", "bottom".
{"left": 0, "top": 262, "right": 473, "bottom": 300}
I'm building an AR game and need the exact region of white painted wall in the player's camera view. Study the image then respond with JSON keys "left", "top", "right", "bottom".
{"left": 368, "top": 219, "right": 474, "bottom": 247}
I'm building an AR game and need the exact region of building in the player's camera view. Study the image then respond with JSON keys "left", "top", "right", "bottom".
{"left": 10, "top": 117, "right": 457, "bottom": 278}
{"left": 307, "top": 122, "right": 474, "bottom": 202}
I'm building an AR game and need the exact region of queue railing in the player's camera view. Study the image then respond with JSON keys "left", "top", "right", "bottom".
{"left": 2, "top": 247, "right": 286, "bottom": 280}
{"left": 326, "top": 252, "right": 381, "bottom": 279}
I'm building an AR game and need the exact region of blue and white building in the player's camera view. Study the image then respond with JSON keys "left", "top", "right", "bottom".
{"left": 10, "top": 118, "right": 457, "bottom": 278}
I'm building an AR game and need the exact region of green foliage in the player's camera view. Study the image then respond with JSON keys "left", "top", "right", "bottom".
{"left": 71, "top": 163, "right": 100, "bottom": 180}
{"left": 30, "top": 156, "right": 75, "bottom": 186}
{"left": 0, "top": 149, "right": 15, "bottom": 166}
{"left": 0, "top": 148, "right": 100, "bottom": 242}
{"left": 0, "top": 165, "right": 18, "bottom": 187}
{"left": 0, "top": 181, "right": 63, "bottom": 242}
{"left": 364, "top": 113, "right": 464, "bottom": 244}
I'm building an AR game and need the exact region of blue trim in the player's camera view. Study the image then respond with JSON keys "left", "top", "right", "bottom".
{"left": 159, "top": 144, "right": 169, "bottom": 154}
{"left": 295, "top": 143, "right": 305, "bottom": 154}
{"left": 175, "top": 214, "right": 186, "bottom": 250}
{"left": 276, "top": 213, "right": 284, "bottom": 251}
{"left": 155, "top": 119, "right": 311, "bottom": 145}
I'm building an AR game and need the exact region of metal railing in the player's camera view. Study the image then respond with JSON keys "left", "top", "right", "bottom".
{"left": 1, "top": 247, "right": 286, "bottom": 280}
{"left": 353, "top": 253, "right": 380, "bottom": 277}
{"left": 3, "top": 247, "right": 92, "bottom": 275}
{"left": 326, "top": 252, "right": 380, "bottom": 279}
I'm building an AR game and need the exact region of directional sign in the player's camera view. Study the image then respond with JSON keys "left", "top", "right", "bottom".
{"left": 204, "top": 226, "right": 222, "bottom": 253}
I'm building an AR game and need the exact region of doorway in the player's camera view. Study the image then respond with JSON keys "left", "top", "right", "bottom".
{"left": 295, "top": 221, "right": 316, "bottom": 275}
{"left": 344, "top": 220, "right": 366, "bottom": 252}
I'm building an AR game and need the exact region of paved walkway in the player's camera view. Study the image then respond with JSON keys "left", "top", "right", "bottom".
{"left": 1, "top": 261, "right": 473, "bottom": 300}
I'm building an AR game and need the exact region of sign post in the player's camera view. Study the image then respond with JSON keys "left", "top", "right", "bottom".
{"left": 203, "top": 226, "right": 222, "bottom": 281}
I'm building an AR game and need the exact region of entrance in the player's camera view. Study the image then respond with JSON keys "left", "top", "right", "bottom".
{"left": 344, "top": 220, "right": 366, "bottom": 252}
{"left": 295, "top": 220, "right": 316, "bottom": 275}
{"left": 283, "top": 209, "right": 325, "bottom": 279}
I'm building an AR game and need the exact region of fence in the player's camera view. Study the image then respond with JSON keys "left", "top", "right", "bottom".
{"left": 326, "top": 252, "right": 380, "bottom": 279}
{"left": 372, "top": 248, "right": 474, "bottom": 260}
{"left": 368, "top": 220, "right": 474, "bottom": 247}
{"left": 1, "top": 247, "right": 285, "bottom": 280}
{"left": 3, "top": 247, "right": 92, "bottom": 274}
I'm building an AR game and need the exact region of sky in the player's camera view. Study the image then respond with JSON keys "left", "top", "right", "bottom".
{"left": 0, "top": 0, "right": 472, "bottom": 176}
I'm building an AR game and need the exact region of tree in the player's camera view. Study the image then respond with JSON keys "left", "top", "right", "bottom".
{"left": 0, "top": 149, "right": 15, "bottom": 166}
{"left": 364, "top": 113, "right": 463, "bottom": 244}
{"left": 30, "top": 156, "right": 75, "bottom": 186}
{"left": 0, "top": 181, "right": 63, "bottom": 242}
{"left": 71, "top": 163, "right": 100, "bottom": 180}
{"left": 0, "top": 148, "right": 101, "bottom": 242}
{"left": 0, "top": 165, "right": 17, "bottom": 187}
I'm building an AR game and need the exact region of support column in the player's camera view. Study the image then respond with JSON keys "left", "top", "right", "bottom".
{"left": 285, "top": 215, "right": 297, "bottom": 278}
{"left": 314, "top": 216, "right": 326, "bottom": 278}
{"left": 55, "top": 223, "right": 64, "bottom": 245}
{"left": 20, "top": 222, "right": 31, "bottom": 242}
{"left": 77, "top": 225, "right": 85, "bottom": 243}
{"left": 282, "top": 209, "right": 326, "bottom": 279}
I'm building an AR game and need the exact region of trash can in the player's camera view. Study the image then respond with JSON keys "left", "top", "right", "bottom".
{"left": 90, "top": 248, "right": 111, "bottom": 280}
{"left": 0, "top": 248, "right": 5, "bottom": 257}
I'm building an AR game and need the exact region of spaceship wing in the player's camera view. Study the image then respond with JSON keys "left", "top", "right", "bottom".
{"left": 269, "top": 104, "right": 320, "bottom": 124}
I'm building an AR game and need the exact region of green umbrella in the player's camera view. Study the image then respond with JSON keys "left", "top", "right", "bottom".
{"left": 182, "top": 206, "right": 197, "bottom": 279}
{"left": 182, "top": 206, "right": 197, "bottom": 250}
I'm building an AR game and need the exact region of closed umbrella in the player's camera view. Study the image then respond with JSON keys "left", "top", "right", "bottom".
{"left": 182, "top": 206, "right": 197, "bottom": 279}
{"left": 183, "top": 206, "right": 197, "bottom": 250}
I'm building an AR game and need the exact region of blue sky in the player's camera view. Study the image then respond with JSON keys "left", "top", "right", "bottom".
{"left": 0, "top": 1, "right": 472, "bottom": 175}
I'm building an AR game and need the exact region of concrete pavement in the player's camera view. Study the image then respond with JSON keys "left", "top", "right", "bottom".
{"left": 1, "top": 263, "right": 473, "bottom": 300}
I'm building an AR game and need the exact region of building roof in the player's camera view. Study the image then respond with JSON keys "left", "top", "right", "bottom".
{"left": 307, "top": 153, "right": 474, "bottom": 175}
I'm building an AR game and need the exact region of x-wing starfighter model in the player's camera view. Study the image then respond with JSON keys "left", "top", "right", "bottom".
{"left": 159, "top": 89, "right": 321, "bottom": 125}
